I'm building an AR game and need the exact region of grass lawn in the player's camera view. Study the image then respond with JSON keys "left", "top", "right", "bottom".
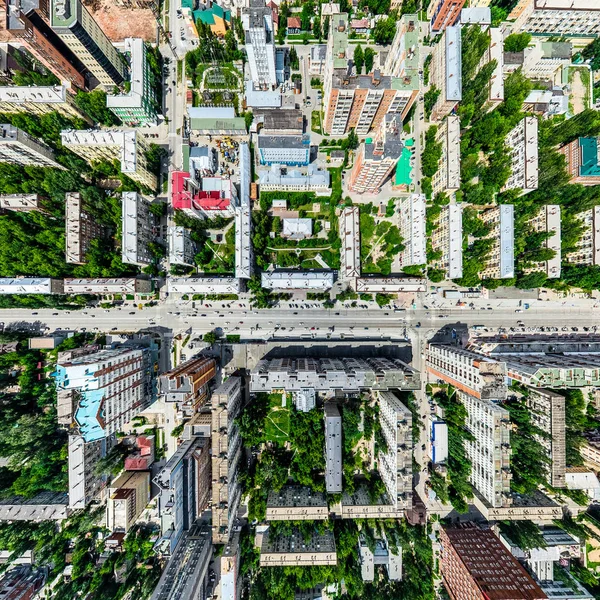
{"left": 311, "top": 111, "right": 322, "bottom": 135}
{"left": 265, "top": 393, "right": 291, "bottom": 442}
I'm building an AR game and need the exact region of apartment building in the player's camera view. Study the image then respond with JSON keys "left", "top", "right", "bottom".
{"left": 159, "top": 356, "right": 217, "bottom": 412}
{"left": 6, "top": 0, "right": 89, "bottom": 90}
{"left": 121, "top": 191, "right": 153, "bottom": 267}
{"left": 324, "top": 403, "right": 342, "bottom": 494}
{"left": 440, "top": 525, "right": 548, "bottom": 600}
{"left": 359, "top": 533, "right": 402, "bottom": 582}
{"left": 323, "top": 14, "right": 418, "bottom": 135}
{"left": 582, "top": 433, "right": 600, "bottom": 470}
{"left": 168, "top": 225, "right": 196, "bottom": 267}
{"left": 154, "top": 437, "right": 211, "bottom": 555}
{"left": 398, "top": 194, "right": 426, "bottom": 268}
{"left": 426, "top": 344, "right": 507, "bottom": 399}
{"left": 261, "top": 271, "right": 335, "bottom": 290}
{"left": 508, "top": 0, "right": 600, "bottom": 36}
{"left": 212, "top": 377, "right": 243, "bottom": 544}
{"left": 430, "top": 204, "right": 463, "bottom": 279}
{"left": 257, "top": 134, "right": 310, "bottom": 166}
{"left": 0, "top": 277, "right": 64, "bottom": 294}
{"left": 266, "top": 485, "right": 328, "bottom": 521}
{"left": 432, "top": 116, "right": 461, "bottom": 196}
{"left": 53, "top": 347, "right": 155, "bottom": 442}
{"left": 124, "top": 434, "right": 155, "bottom": 471}
{"left": 480, "top": 205, "right": 515, "bottom": 279}
{"left": 377, "top": 391, "right": 412, "bottom": 511}
{"left": 525, "top": 205, "right": 561, "bottom": 278}
{"left": 61, "top": 129, "right": 156, "bottom": 190}
{"left": 0, "top": 566, "right": 45, "bottom": 600}
{"left": 355, "top": 277, "right": 427, "bottom": 293}
{"left": 106, "top": 38, "right": 158, "bottom": 126}
{"left": 383, "top": 14, "right": 420, "bottom": 81}
{"left": 50, "top": 0, "right": 128, "bottom": 88}
{"left": 260, "top": 528, "right": 337, "bottom": 567}
{"left": 251, "top": 356, "right": 420, "bottom": 394}
{"left": 0, "top": 124, "right": 63, "bottom": 169}
{"left": 167, "top": 277, "right": 242, "bottom": 296}
{"left": 429, "top": 25, "right": 462, "bottom": 121}
{"left": 0, "top": 81, "right": 89, "bottom": 121}
{"left": 428, "top": 0, "right": 466, "bottom": 32}
{"left": 67, "top": 434, "right": 107, "bottom": 509}
{"left": 107, "top": 471, "right": 150, "bottom": 532}
{"left": 349, "top": 115, "right": 402, "bottom": 193}
{"left": 339, "top": 206, "right": 361, "bottom": 279}
{"left": 257, "top": 165, "right": 331, "bottom": 193}
{"left": 63, "top": 277, "right": 152, "bottom": 294}
{"left": 525, "top": 388, "right": 566, "bottom": 488}
{"left": 502, "top": 117, "right": 539, "bottom": 194}
{"left": 559, "top": 137, "right": 600, "bottom": 186}
{"left": 0, "top": 193, "right": 44, "bottom": 213}
{"left": 505, "top": 39, "right": 572, "bottom": 81}
{"left": 460, "top": 391, "right": 511, "bottom": 508}
{"left": 485, "top": 28, "right": 504, "bottom": 104}
{"left": 242, "top": 0, "right": 276, "bottom": 89}
{"left": 565, "top": 207, "right": 600, "bottom": 265}
{"left": 65, "top": 192, "right": 105, "bottom": 264}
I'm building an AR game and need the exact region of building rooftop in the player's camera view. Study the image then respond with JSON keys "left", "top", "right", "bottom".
{"left": 579, "top": 137, "right": 600, "bottom": 178}
{"left": 331, "top": 13, "right": 349, "bottom": 69}
{"left": 0, "top": 82, "right": 71, "bottom": 104}
{"left": 106, "top": 38, "right": 148, "bottom": 111}
{"left": 446, "top": 25, "right": 462, "bottom": 102}
{"left": 499, "top": 204, "right": 515, "bottom": 279}
{"left": 267, "top": 486, "right": 328, "bottom": 509}
{"left": 258, "top": 164, "right": 331, "bottom": 189}
{"left": 50, "top": 0, "right": 80, "bottom": 28}
{"left": 258, "top": 133, "right": 309, "bottom": 150}
{"left": 0, "top": 277, "right": 55, "bottom": 293}
{"left": 282, "top": 218, "right": 312, "bottom": 239}
{"left": 261, "top": 270, "right": 335, "bottom": 290}
{"left": 166, "top": 277, "right": 241, "bottom": 294}
{"left": 245, "top": 81, "right": 282, "bottom": 108}
{"left": 261, "top": 109, "right": 304, "bottom": 133}
{"left": 460, "top": 7, "right": 491, "bottom": 25}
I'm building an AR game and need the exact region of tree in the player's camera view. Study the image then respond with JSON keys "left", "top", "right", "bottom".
{"left": 289, "top": 46, "right": 299, "bottom": 70}
{"left": 424, "top": 86, "right": 441, "bottom": 119}
{"left": 300, "top": 0, "right": 314, "bottom": 31}
{"left": 346, "top": 128, "right": 359, "bottom": 150}
{"left": 74, "top": 90, "right": 120, "bottom": 126}
{"left": 323, "top": 15, "right": 330, "bottom": 40}
{"left": 421, "top": 126, "right": 442, "bottom": 178}
{"left": 353, "top": 44, "right": 364, "bottom": 74}
{"left": 504, "top": 32, "right": 532, "bottom": 52}
{"left": 516, "top": 271, "right": 547, "bottom": 289}
{"left": 372, "top": 16, "right": 395, "bottom": 45}
{"left": 582, "top": 36, "right": 600, "bottom": 71}
{"left": 364, "top": 47, "right": 375, "bottom": 74}
{"left": 302, "top": 31, "right": 310, "bottom": 45}
{"left": 203, "top": 331, "right": 218, "bottom": 344}
{"left": 313, "top": 16, "right": 321, "bottom": 40}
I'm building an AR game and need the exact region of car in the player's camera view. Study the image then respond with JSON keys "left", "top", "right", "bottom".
{"left": 515, "top": 309, "right": 523, "bottom": 313}
{"left": 129, "top": 311, "right": 136, "bottom": 315}
{"left": 52, "top": 312, "right": 59, "bottom": 315}
{"left": 111, "top": 327, "right": 118, "bottom": 331}
{"left": 32, "top": 312, "right": 38, "bottom": 315}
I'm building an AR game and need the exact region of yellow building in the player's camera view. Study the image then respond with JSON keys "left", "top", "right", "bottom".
{"left": 107, "top": 471, "right": 150, "bottom": 532}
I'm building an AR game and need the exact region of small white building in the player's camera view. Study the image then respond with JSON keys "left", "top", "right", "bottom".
{"left": 282, "top": 218, "right": 312, "bottom": 240}
{"left": 0, "top": 278, "right": 64, "bottom": 294}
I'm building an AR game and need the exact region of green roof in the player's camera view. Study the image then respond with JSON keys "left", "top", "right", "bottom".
{"left": 181, "top": 0, "right": 193, "bottom": 8}
{"left": 579, "top": 137, "right": 600, "bottom": 177}
{"left": 395, "top": 147, "right": 412, "bottom": 186}
{"left": 193, "top": 3, "right": 230, "bottom": 25}
{"left": 190, "top": 117, "right": 246, "bottom": 132}
{"left": 182, "top": 142, "right": 190, "bottom": 172}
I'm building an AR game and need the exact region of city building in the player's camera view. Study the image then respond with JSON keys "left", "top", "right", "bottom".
{"left": 440, "top": 524, "right": 548, "bottom": 600}
{"left": 383, "top": 14, "right": 420, "bottom": 81}
{"left": 559, "top": 137, "right": 600, "bottom": 186}
{"left": 66, "top": 434, "right": 107, "bottom": 509}
{"left": 348, "top": 114, "right": 403, "bottom": 194}
{"left": 323, "top": 14, "right": 419, "bottom": 135}
{"left": 426, "top": 344, "right": 507, "bottom": 399}
{"left": 398, "top": 194, "right": 426, "bottom": 267}
{"left": 0, "top": 81, "right": 89, "bottom": 121}
{"left": 309, "top": 44, "right": 327, "bottom": 76}
{"left": 355, "top": 277, "right": 427, "bottom": 293}
{"left": 5, "top": 0, "right": 89, "bottom": 91}
{"left": 193, "top": 2, "right": 231, "bottom": 36}
{"left": 53, "top": 347, "right": 155, "bottom": 443}
{"left": 121, "top": 191, "right": 153, "bottom": 267}
{"left": 150, "top": 522, "right": 212, "bottom": 600}
{"left": 251, "top": 356, "right": 420, "bottom": 394}
{"left": 429, "top": 25, "right": 462, "bottom": 121}
{"left": 432, "top": 116, "right": 461, "bottom": 196}
{"left": 377, "top": 391, "right": 412, "bottom": 511}
{"left": 154, "top": 437, "right": 212, "bottom": 555}
{"left": 0, "top": 193, "right": 44, "bottom": 213}
{"left": 124, "top": 435, "right": 155, "bottom": 471}
{"left": 171, "top": 171, "right": 237, "bottom": 219}
{"left": 339, "top": 206, "right": 361, "bottom": 279}
{"left": 525, "top": 388, "right": 566, "bottom": 488}
{"left": 358, "top": 533, "right": 402, "bottom": 582}
{"left": 565, "top": 207, "right": 600, "bottom": 265}
{"left": 525, "top": 205, "right": 561, "bottom": 278}
{"left": 168, "top": 226, "right": 196, "bottom": 267}
{"left": 431, "top": 420, "right": 448, "bottom": 463}
{"left": 0, "top": 492, "right": 68, "bottom": 521}
{"left": 505, "top": 39, "right": 572, "bottom": 81}
{"left": 61, "top": 129, "right": 156, "bottom": 190}
{"left": 460, "top": 391, "right": 511, "bottom": 508}
{"left": 65, "top": 192, "right": 105, "bottom": 265}
{"left": 508, "top": 0, "right": 600, "bottom": 36}
{"left": 187, "top": 106, "right": 247, "bottom": 135}
{"left": 0, "top": 277, "right": 64, "bottom": 294}
{"left": 107, "top": 471, "right": 150, "bottom": 532}
{"left": 480, "top": 205, "right": 515, "bottom": 279}
{"left": 261, "top": 271, "right": 335, "bottom": 290}
{"left": 502, "top": 116, "right": 539, "bottom": 194}
{"left": 430, "top": 204, "right": 463, "bottom": 280}
{"left": 166, "top": 277, "right": 242, "bottom": 295}
{"left": 63, "top": 277, "right": 152, "bottom": 294}
{"left": 159, "top": 357, "right": 217, "bottom": 411}
{"left": 212, "top": 377, "right": 243, "bottom": 544}
{"left": 583, "top": 433, "right": 600, "bottom": 470}
{"left": 259, "top": 109, "right": 304, "bottom": 136}
{"left": 0, "top": 124, "right": 63, "bottom": 169}
{"left": 460, "top": 7, "right": 492, "bottom": 25}
{"left": 266, "top": 486, "right": 328, "bottom": 521}
{"left": 260, "top": 527, "right": 337, "bottom": 567}
{"left": 324, "top": 403, "right": 342, "bottom": 493}
{"left": 106, "top": 38, "right": 158, "bottom": 126}
{"left": 0, "top": 565, "right": 45, "bottom": 600}
{"left": 50, "top": 0, "right": 128, "bottom": 88}
{"left": 235, "top": 141, "right": 253, "bottom": 280}
{"left": 242, "top": 0, "right": 276, "bottom": 90}
{"left": 485, "top": 28, "right": 504, "bottom": 104}
{"left": 257, "top": 165, "right": 331, "bottom": 193}
{"left": 428, "top": 0, "right": 466, "bottom": 32}
{"left": 257, "top": 134, "right": 310, "bottom": 166}
{"left": 282, "top": 218, "right": 313, "bottom": 240}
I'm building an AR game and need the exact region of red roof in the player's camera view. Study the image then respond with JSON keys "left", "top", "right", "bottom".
{"left": 351, "top": 18, "right": 369, "bottom": 28}
{"left": 124, "top": 456, "right": 152, "bottom": 470}
{"left": 287, "top": 16, "right": 301, "bottom": 28}
{"left": 172, "top": 170, "right": 193, "bottom": 209}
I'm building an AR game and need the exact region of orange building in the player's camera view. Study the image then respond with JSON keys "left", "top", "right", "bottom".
{"left": 428, "top": 0, "right": 466, "bottom": 32}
